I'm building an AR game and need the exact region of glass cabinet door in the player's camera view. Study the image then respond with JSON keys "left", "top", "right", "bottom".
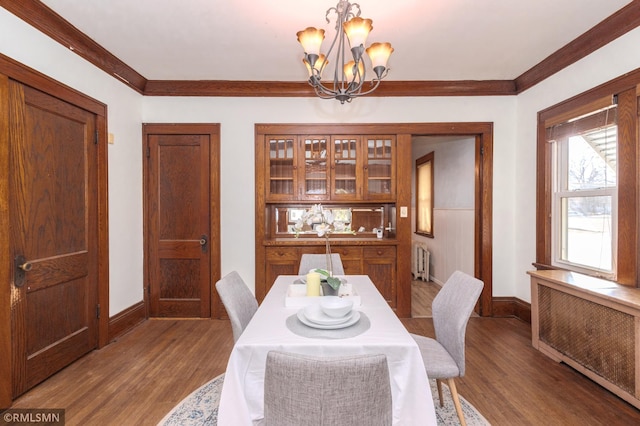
{"left": 331, "top": 136, "right": 361, "bottom": 199}
{"left": 266, "top": 135, "right": 297, "bottom": 200}
{"left": 365, "top": 136, "right": 395, "bottom": 199}
{"left": 300, "top": 135, "right": 329, "bottom": 200}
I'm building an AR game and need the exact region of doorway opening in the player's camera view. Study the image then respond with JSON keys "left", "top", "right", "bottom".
{"left": 399, "top": 123, "right": 493, "bottom": 317}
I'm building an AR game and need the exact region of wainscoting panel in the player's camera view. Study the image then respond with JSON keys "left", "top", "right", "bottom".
{"left": 422, "top": 208, "right": 474, "bottom": 284}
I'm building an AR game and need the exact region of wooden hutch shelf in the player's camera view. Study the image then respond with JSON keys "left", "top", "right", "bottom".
{"left": 255, "top": 124, "right": 411, "bottom": 314}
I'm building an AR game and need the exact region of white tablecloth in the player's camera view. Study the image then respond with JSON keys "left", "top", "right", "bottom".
{"left": 217, "top": 275, "right": 436, "bottom": 425}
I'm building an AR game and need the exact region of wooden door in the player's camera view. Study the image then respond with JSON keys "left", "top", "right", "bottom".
{"left": 144, "top": 124, "right": 220, "bottom": 318}
{"left": 8, "top": 81, "right": 99, "bottom": 396}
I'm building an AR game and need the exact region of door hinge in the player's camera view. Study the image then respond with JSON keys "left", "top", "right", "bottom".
{"left": 96, "top": 304, "right": 101, "bottom": 319}
{"left": 480, "top": 146, "right": 484, "bottom": 156}
{"left": 146, "top": 145, "right": 151, "bottom": 158}
{"left": 95, "top": 131, "right": 99, "bottom": 145}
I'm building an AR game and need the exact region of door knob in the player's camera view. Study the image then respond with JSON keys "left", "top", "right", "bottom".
{"left": 18, "top": 261, "right": 32, "bottom": 272}
{"left": 199, "top": 235, "right": 208, "bottom": 246}
{"left": 14, "top": 255, "right": 31, "bottom": 288}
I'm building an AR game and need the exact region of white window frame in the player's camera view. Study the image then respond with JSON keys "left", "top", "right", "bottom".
{"left": 551, "top": 133, "right": 618, "bottom": 279}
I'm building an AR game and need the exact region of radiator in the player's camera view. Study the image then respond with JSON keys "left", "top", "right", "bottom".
{"left": 412, "top": 242, "right": 430, "bottom": 281}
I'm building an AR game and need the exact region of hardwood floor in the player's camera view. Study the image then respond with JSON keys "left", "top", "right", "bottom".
{"left": 411, "top": 279, "right": 439, "bottom": 317}
{"left": 7, "top": 316, "right": 640, "bottom": 425}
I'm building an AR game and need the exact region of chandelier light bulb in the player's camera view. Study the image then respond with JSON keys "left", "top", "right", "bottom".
{"left": 343, "top": 17, "right": 373, "bottom": 49}
{"left": 366, "top": 42, "right": 394, "bottom": 77}
{"left": 344, "top": 60, "right": 364, "bottom": 84}
{"left": 296, "top": 27, "right": 325, "bottom": 56}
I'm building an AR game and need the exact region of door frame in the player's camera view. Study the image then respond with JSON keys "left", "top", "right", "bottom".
{"left": 397, "top": 122, "right": 493, "bottom": 317}
{"left": 142, "top": 123, "right": 222, "bottom": 318}
{"left": 0, "top": 53, "right": 110, "bottom": 408}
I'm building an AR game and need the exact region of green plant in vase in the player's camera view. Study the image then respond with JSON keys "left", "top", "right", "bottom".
{"left": 312, "top": 267, "right": 342, "bottom": 293}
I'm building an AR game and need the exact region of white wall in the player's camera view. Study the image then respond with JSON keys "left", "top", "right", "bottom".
{"left": 143, "top": 96, "right": 517, "bottom": 300}
{"left": 0, "top": 9, "right": 145, "bottom": 316}
{"left": 10, "top": 7, "right": 640, "bottom": 314}
{"left": 514, "top": 26, "right": 640, "bottom": 302}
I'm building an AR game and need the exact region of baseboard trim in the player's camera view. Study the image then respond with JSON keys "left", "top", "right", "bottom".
{"left": 492, "top": 297, "right": 531, "bottom": 323}
{"left": 108, "top": 301, "right": 146, "bottom": 342}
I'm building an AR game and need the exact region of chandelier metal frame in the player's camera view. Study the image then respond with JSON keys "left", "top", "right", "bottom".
{"left": 297, "top": 1, "right": 393, "bottom": 104}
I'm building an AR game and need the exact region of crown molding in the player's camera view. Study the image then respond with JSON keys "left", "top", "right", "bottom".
{"left": 0, "top": 0, "right": 146, "bottom": 93}
{"left": 515, "top": 1, "right": 640, "bottom": 93}
{"left": 2, "top": 0, "right": 640, "bottom": 97}
{"left": 143, "top": 79, "right": 516, "bottom": 97}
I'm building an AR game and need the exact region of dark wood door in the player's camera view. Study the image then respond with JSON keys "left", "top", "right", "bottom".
{"left": 144, "top": 124, "right": 220, "bottom": 318}
{"left": 9, "top": 81, "right": 99, "bottom": 396}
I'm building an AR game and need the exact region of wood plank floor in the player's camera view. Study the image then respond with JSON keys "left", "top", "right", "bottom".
{"left": 7, "top": 316, "right": 640, "bottom": 425}
{"left": 411, "top": 279, "right": 438, "bottom": 317}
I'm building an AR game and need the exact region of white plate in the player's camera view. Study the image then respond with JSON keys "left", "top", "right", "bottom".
{"left": 297, "top": 309, "right": 361, "bottom": 330}
{"left": 303, "top": 304, "right": 354, "bottom": 326}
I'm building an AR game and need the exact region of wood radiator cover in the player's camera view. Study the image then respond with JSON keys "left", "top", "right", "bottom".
{"left": 538, "top": 285, "right": 635, "bottom": 394}
{"left": 529, "top": 270, "right": 640, "bottom": 410}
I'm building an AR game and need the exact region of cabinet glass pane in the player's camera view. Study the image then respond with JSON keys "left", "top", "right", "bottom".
{"left": 303, "top": 137, "right": 328, "bottom": 196}
{"left": 268, "top": 137, "right": 295, "bottom": 196}
{"left": 367, "top": 138, "right": 392, "bottom": 194}
{"left": 333, "top": 137, "right": 358, "bottom": 195}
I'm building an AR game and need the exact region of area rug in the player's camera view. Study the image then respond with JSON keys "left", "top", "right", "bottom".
{"left": 158, "top": 374, "right": 490, "bottom": 425}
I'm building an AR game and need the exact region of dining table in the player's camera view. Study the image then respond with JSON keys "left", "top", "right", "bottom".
{"left": 217, "top": 275, "right": 437, "bottom": 425}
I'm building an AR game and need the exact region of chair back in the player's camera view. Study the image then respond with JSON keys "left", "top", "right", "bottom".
{"left": 432, "top": 270, "right": 484, "bottom": 376}
{"left": 264, "top": 351, "right": 392, "bottom": 426}
{"left": 298, "top": 253, "right": 345, "bottom": 275}
{"left": 215, "top": 271, "right": 258, "bottom": 342}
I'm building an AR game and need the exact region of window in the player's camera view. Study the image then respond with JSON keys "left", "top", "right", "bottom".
{"left": 415, "top": 152, "right": 434, "bottom": 237}
{"left": 549, "top": 107, "right": 618, "bottom": 277}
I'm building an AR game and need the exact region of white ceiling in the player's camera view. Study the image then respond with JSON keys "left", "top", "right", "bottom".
{"left": 39, "top": 0, "right": 632, "bottom": 82}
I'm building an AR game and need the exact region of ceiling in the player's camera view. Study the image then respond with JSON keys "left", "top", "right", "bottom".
{"left": 36, "top": 0, "right": 633, "bottom": 84}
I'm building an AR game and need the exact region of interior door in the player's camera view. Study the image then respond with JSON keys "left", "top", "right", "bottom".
{"left": 145, "top": 124, "right": 220, "bottom": 318}
{"left": 9, "top": 81, "right": 99, "bottom": 396}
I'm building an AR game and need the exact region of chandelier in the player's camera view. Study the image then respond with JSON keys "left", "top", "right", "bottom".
{"left": 296, "top": 1, "right": 394, "bottom": 104}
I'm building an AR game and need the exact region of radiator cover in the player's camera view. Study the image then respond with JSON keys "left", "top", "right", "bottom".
{"left": 529, "top": 269, "right": 640, "bottom": 409}
{"left": 538, "top": 285, "right": 635, "bottom": 394}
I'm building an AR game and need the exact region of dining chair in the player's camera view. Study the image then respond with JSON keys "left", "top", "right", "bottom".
{"left": 411, "top": 270, "right": 484, "bottom": 426}
{"left": 215, "top": 271, "right": 258, "bottom": 342}
{"left": 263, "top": 351, "right": 392, "bottom": 426}
{"left": 298, "top": 253, "right": 345, "bottom": 275}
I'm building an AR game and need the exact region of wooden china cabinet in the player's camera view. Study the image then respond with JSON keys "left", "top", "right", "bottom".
{"left": 256, "top": 124, "right": 411, "bottom": 313}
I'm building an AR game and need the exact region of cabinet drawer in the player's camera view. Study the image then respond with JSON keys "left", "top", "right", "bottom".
{"left": 266, "top": 248, "right": 298, "bottom": 261}
{"left": 332, "top": 246, "right": 363, "bottom": 259}
{"left": 363, "top": 246, "right": 396, "bottom": 258}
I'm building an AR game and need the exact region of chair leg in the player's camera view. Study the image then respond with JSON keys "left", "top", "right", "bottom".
{"left": 435, "top": 379, "right": 444, "bottom": 407}
{"left": 445, "top": 378, "right": 466, "bottom": 426}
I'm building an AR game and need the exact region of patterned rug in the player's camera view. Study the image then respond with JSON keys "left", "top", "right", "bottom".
{"left": 158, "top": 374, "right": 490, "bottom": 425}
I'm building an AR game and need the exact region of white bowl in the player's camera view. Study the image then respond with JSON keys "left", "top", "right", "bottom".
{"left": 320, "top": 296, "right": 353, "bottom": 318}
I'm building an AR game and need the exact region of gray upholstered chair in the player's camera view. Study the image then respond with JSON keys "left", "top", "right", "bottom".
{"left": 298, "top": 253, "right": 345, "bottom": 275}
{"left": 215, "top": 271, "right": 258, "bottom": 343}
{"left": 411, "top": 270, "right": 484, "bottom": 426}
{"left": 263, "top": 351, "right": 392, "bottom": 426}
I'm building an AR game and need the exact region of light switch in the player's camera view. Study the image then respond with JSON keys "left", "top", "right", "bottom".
{"left": 400, "top": 206, "right": 408, "bottom": 217}
{"left": 108, "top": 133, "right": 115, "bottom": 144}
